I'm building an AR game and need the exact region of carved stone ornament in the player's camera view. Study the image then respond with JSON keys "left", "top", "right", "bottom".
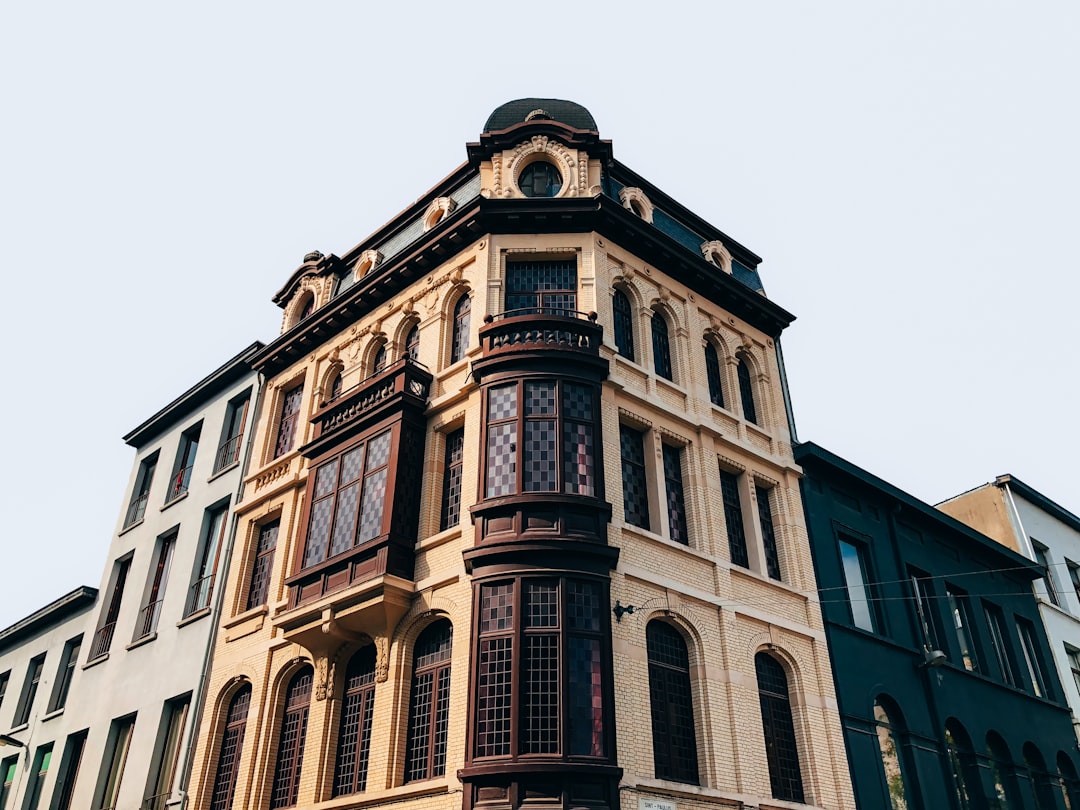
{"left": 618, "top": 187, "right": 654, "bottom": 223}
{"left": 422, "top": 197, "right": 457, "bottom": 232}
{"left": 315, "top": 655, "right": 329, "bottom": 701}
{"left": 493, "top": 136, "right": 585, "bottom": 199}
{"left": 304, "top": 250, "right": 324, "bottom": 263}
{"left": 354, "top": 249, "right": 383, "bottom": 281}
{"left": 700, "top": 240, "right": 733, "bottom": 274}
{"left": 375, "top": 637, "right": 390, "bottom": 683}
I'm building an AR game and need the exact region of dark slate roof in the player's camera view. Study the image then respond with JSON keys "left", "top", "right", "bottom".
{"left": 484, "top": 99, "right": 597, "bottom": 133}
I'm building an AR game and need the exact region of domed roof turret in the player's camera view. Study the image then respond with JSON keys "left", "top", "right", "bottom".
{"left": 483, "top": 99, "right": 597, "bottom": 133}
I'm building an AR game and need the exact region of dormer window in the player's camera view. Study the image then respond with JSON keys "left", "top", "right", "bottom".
{"left": 518, "top": 161, "right": 562, "bottom": 198}
{"left": 619, "top": 187, "right": 654, "bottom": 223}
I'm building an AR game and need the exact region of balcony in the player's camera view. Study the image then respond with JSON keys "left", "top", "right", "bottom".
{"left": 305, "top": 356, "right": 432, "bottom": 458}
{"left": 165, "top": 465, "right": 193, "bottom": 503}
{"left": 214, "top": 432, "right": 243, "bottom": 472}
{"left": 474, "top": 309, "right": 605, "bottom": 379}
{"left": 123, "top": 493, "right": 148, "bottom": 528}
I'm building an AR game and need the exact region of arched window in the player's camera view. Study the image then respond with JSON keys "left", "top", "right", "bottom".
{"left": 704, "top": 342, "right": 724, "bottom": 408}
{"left": 945, "top": 720, "right": 979, "bottom": 810}
{"left": 646, "top": 621, "right": 698, "bottom": 784}
{"left": 1025, "top": 743, "right": 1057, "bottom": 810}
{"left": 612, "top": 289, "right": 635, "bottom": 362}
{"left": 873, "top": 697, "right": 911, "bottom": 810}
{"left": 334, "top": 646, "right": 377, "bottom": 796}
{"left": 372, "top": 345, "right": 386, "bottom": 375}
{"left": 1057, "top": 751, "right": 1080, "bottom": 809}
{"left": 987, "top": 732, "right": 1022, "bottom": 810}
{"left": 405, "top": 621, "right": 453, "bottom": 782}
{"left": 450, "top": 294, "right": 471, "bottom": 364}
{"left": 755, "top": 653, "right": 804, "bottom": 803}
{"left": 329, "top": 372, "right": 343, "bottom": 401}
{"left": 209, "top": 685, "right": 251, "bottom": 810}
{"left": 737, "top": 357, "right": 757, "bottom": 424}
{"left": 270, "top": 668, "right": 312, "bottom": 809}
{"left": 651, "top": 313, "right": 673, "bottom": 381}
{"left": 405, "top": 325, "right": 420, "bottom": 363}
{"left": 299, "top": 294, "right": 315, "bottom": 321}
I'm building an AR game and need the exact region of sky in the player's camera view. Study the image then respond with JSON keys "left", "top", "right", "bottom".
{"left": 1, "top": 2, "right": 1078, "bottom": 630}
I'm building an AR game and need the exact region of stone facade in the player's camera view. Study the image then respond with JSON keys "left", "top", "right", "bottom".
{"left": 187, "top": 100, "right": 855, "bottom": 810}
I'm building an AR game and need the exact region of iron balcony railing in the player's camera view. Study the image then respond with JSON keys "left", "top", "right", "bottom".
{"left": 142, "top": 792, "right": 170, "bottom": 810}
{"left": 165, "top": 465, "right": 194, "bottom": 503}
{"left": 184, "top": 574, "right": 214, "bottom": 617}
{"left": 123, "top": 493, "right": 149, "bottom": 528}
{"left": 478, "top": 308, "right": 601, "bottom": 358}
{"left": 89, "top": 621, "right": 116, "bottom": 659}
{"left": 135, "top": 599, "right": 164, "bottom": 639}
{"left": 214, "top": 432, "right": 243, "bottom": 473}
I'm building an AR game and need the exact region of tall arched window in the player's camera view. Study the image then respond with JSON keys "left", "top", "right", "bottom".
{"left": 756, "top": 652, "right": 804, "bottom": 803}
{"left": 987, "top": 732, "right": 1021, "bottom": 810}
{"left": 372, "top": 345, "right": 386, "bottom": 375}
{"left": 1057, "top": 751, "right": 1080, "bottom": 809}
{"left": 209, "top": 685, "right": 251, "bottom": 810}
{"left": 334, "top": 646, "right": 377, "bottom": 796}
{"left": 704, "top": 342, "right": 724, "bottom": 408}
{"left": 1025, "top": 743, "right": 1057, "bottom": 810}
{"left": 299, "top": 294, "right": 315, "bottom": 322}
{"left": 450, "top": 295, "right": 471, "bottom": 364}
{"left": 945, "top": 720, "right": 979, "bottom": 810}
{"left": 405, "top": 621, "right": 453, "bottom": 782}
{"left": 737, "top": 357, "right": 757, "bottom": 424}
{"left": 652, "top": 313, "right": 673, "bottom": 381}
{"left": 646, "top": 621, "right": 698, "bottom": 784}
{"left": 270, "top": 668, "right": 312, "bottom": 809}
{"left": 873, "top": 697, "right": 911, "bottom": 810}
{"left": 405, "top": 325, "right": 420, "bottom": 362}
{"left": 612, "top": 289, "right": 635, "bottom": 362}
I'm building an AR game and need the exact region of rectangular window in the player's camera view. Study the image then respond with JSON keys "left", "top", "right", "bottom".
{"left": 14, "top": 653, "right": 46, "bottom": 726}
{"left": 1067, "top": 646, "right": 1080, "bottom": 698}
{"left": 984, "top": 604, "right": 1017, "bottom": 687}
{"left": 1033, "top": 542, "right": 1060, "bottom": 607}
{"left": 143, "top": 695, "right": 189, "bottom": 810}
{"left": 92, "top": 557, "right": 131, "bottom": 658}
{"left": 757, "top": 486, "right": 781, "bottom": 580}
{"left": 137, "top": 534, "right": 176, "bottom": 639}
{"left": 0, "top": 757, "right": 15, "bottom": 810}
{"left": 47, "top": 636, "right": 82, "bottom": 713}
{"left": 124, "top": 453, "right": 158, "bottom": 528}
{"left": 838, "top": 538, "right": 876, "bottom": 632}
{"left": 662, "top": 445, "right": 688, "bottom": 545}
{"left": 619, "top": 426, "right": 650, "bottom": 531}
{"left": 186, "top": 506, "right": 229, "bottom": 617}
{"left": 97, "top": 715, "right": 135, "bottom": 810}
{"left": 301, "top": 431, "right": 391, "bottom": 570}
{"left": 439, "top": 429, "right": 465, "bottom": 532}
{"left": 273, "top": 384, "right": 304, "bottom": 459}
{"left": 720, "top": 469, "right": 748, "bottom": 568}
{"left": 166, "top": 423, "right": 201, "bottom": 503}
{"left": 52, "top": 730, "right": 88, "bottom": 810}
{"left": 247, "top": 520, "right": 279, "bottom": 610}
{"left": 946, "top": 587, "right": 980, "bottom": 672}
{"left": 0, "top": 671, "right": 9, "bottom": 711}
{"left": 1068, "top": 561, "right": 1080, "bottom": 607}
{"left": 504, "top": 259, "right": 577, "bottom": 315}
{"left": 215, "top": 391, "right": 251, "bottom": 473}
{"left": 23, "top": 743, "right": 52, "bottom": 810}
{"left": 910, "top": 570, "right": 943, "bottom": 653}
{"left": 1017, "top": 619, "right": 1049, "bottom": 698}
{"left": 485, "top": 381, "right": 596, "bottom": 499}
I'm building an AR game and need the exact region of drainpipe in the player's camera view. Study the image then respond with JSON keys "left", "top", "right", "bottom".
{"left": 774, "top": 337, "right": 798, "bottom": 444}
{"left": 176, "top": 370, "right": 266, "bottom": 809}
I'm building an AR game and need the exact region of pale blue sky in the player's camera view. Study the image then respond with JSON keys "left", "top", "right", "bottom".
{"left": 2, "top": 2, "right": 1077, "bottom": 629}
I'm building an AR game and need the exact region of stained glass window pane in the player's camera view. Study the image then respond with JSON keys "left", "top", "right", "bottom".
{"left": 705, "top": 343, "right": 724, "bottom": 407}
{"left": 620, "top": 427, "right": 650, "bottom": 530}
{"left": 613, "top": 289, "right": 635, "bottom": 361}
{"left": 652, "top": 315, "right": 673, "bottom": 381}
{"left": 720, "top": 469, "right": 748, "bottom": 568}
{"left": 663, "top": 445, "right": 688, "bottom": 545}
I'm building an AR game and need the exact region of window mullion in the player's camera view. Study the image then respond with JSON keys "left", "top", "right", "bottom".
{"left": 558, "top": 578, "right": 567, "bottom": 757}
{"left": 511, "top": 579, "right": 523, "bottom": 759}
{"left": 516, "top": 386, "right": 525, "bottom": 495}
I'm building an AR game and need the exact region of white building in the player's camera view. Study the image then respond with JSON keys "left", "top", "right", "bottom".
{"left": 0, "top": 342, "right": 262, "bottom": 810}
{"left": 939, "top": 474, "right": 1080, "bottom": 742}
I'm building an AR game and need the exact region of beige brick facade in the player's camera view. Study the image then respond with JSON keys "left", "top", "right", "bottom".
{"left": 187, "top": 101, "right": 854, "bottom": 810}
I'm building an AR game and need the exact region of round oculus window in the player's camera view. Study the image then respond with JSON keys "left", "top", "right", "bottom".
{"left": 518, "top": 160, "right": 563, "bottom": 198}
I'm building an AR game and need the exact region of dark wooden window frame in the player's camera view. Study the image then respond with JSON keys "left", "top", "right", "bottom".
{"left": 246, "top": 520, "right": 280, "bottom": 611}
{"left": 737, "top": 356, "right": 758, "bottom": 425}
{"left": 756, "top": 652, "right": 805, "bottom": 803}
{"left": 646, "top": 620, "right": 699, "bottom": 784}
{"left": 612, "top": 288, "right": 635, "bottom": 362}
{"left": 651, "top": 311, "right": 674, "bottom": 382}
{"left": 440, "top": 428, "right": 465, "bottom": 532}
{"left": 704, "top": 340, "right": 724, "bottom": 408}
{"left": 404, "top": 323, "right": 420, "bottom": 363}
{"left": 482, "top": 378, "right": 600, "bottom": 500}
{"left": 209, "top": 685, "right": 252, "bottom": 810}
{"left": 504, "top": 258, "right": 577, "bottom": 315}
{"left": 468, "top": 575, "right": 612, "bottom": 766}
{"left": 405, "top": 620, "right": 453, "bottom": 783}
{"left": 334, "top": 646, "right": 377, "bottom": 796}
{"left": 450, "top": 293, "right": 471, "bottom": 365}
{"left": 270, "top": 668, "right": 313, "bottom": 809}
{"left": 13, "top": 653, "right": 45, "bottom": 726}
{"left": 661, "top": 443, "right": 689, "bottom": 546}
{"left": 273, "top": 383, "right": 305, "bottom": 460}
{"left": 619, "top": 424, "right": 650, "bottom": 532}
{"left": 47, "top": 635, "right": 82, "bottom": 713}
{"left": 719, "top": 468, "right": 749, "bottom": 568}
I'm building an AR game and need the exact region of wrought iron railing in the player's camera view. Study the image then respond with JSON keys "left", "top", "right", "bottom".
{"left": 184, "top": 575, "right": 214, "bottom": 617}
{"left": 142, "top": 791, "right": 170, "bottom": 810}
{"left": 123, "top": 493, "right": 149, "bottom": 528}
{"left": 89, "top": 621, "right": 116, "bottom": 658}
{"left": 135, "top": 599, "right": 164, "bottom": 639}
{"left": 214, "top": 433, "right": 243, "bottom": 473}
{"left": 165, "top": 465, "right": 194, "bottom": 502}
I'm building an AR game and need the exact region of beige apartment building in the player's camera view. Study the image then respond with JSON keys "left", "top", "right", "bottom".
{"left": 187, "top": 100, "right": 855, "bottom": 810}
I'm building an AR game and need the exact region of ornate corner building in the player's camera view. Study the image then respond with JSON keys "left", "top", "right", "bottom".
{"left": 187, "top": 100, "right": 856, "bottom": 810}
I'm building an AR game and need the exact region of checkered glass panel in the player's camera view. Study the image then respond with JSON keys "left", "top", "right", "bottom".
{"left": 525, "top": 382, "right": 556, "bottom": 415}
{"left": 340, "top": 447, "right": 364, "bottom": 485}
{"left": 365, "top": 431, "right": 391, "bottom": 471}
{"left": 525, "top": 581, "right": 558, "bottom": 628}
{"left": 562, "top": 384, "right": 593, "bottom": 421}
{"left": 357, "top": 469, "right": 387, "bottom": 543}
{"left": 480, "top": 583, "right": 514, "bottom": 632}
{"left": 329, "top": 483, "right": 359, "bottom": 558}
{"left": 567, "top": 581, "right": 600, "bottom": 632}
{"left": 314, "top": 459, "right": 339, "bottom": 499}
{"left": 522, "top": 634, "right": 559, "bottom": 754}
{"left": 663, "top": 445, "right": 688, "bottom": 545}
{"left": 488, "top": 385, "right": 517, "bottom": 421}
{"left": 486, "top": 424, "right": 517, "bottom": 497}
{"left": 523, "top": 420, "right": 557, "bottom": 492}
{"left": 568, "top": 637, "right": 603, "bottom": 756}
{"left": 620, "top": 427, "right": 650, "bottom": 530}
{"left": 303, "top": 498, "right": 334, "bottom": 567}
{"left": 563, "top": 422, "right": 594, "bottom": 497}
